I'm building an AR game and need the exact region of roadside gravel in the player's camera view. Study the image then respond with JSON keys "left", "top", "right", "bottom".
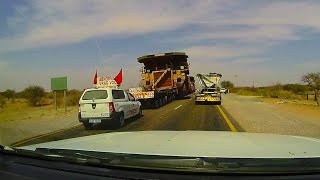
{"left": 0, "top": 108, "right": 81, "bottom": 145}
{"left": 222, "top": 94, "right": 320, "bottom": 138}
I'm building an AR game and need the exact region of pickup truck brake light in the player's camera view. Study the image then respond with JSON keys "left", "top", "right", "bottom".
{"left": 109, "top": 102, "right": 115, "bottom": 112}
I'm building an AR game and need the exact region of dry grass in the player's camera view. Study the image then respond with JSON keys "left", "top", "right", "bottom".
{"left": 264, "top": 98, "right": 320, "bottom": 120}
{"left": 0, "top": 98, "right": 78, "bottom": 123}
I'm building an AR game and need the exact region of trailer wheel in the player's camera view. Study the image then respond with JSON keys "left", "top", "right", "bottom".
{"left": 154, "top": 100, "right": 159, "bottom": 109}
{"left": 159, "top": 99, "right": 163, "bottom": 107}
{"left": 163, "top": 97, "right": 167, "bottom": 105}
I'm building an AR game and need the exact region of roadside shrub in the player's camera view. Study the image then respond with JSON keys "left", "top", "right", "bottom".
{"left": 237, "top": 89, "right": 259, "bottom": 96}
{"left": 221, "top": 80, "right": 235, "bottom": 89}
{"left": 276, "top": 90, "right": 295, "bottom": 99}
{"left": 67, "top": 89, "right": 82, "bottom": 106}
{"left": 15, "top": 91, "right": 26, "bottom": 98}
{"left": 283, "top": 84, "right": 307, "bottom": 95}
{"left": 2, "top": 89, "right": 15, "bottom": 100}
{"left": 0, "top": 95, "right": 6, "bottom": 111}
{"left": 23, "top": 86, "right": 46, "bottom": 106}
{"left": 10, "top": 98, "right": 16, "bottom": 104}
{"left": 46, "top": 92, "right": 54, "bottom": 99}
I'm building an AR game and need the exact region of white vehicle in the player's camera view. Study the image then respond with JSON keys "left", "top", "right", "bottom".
{"left": 220, "top": 88, "right": 228, "bottom": 94}
{"left": 78, "top": 81, "right": 142, "bottom": 129}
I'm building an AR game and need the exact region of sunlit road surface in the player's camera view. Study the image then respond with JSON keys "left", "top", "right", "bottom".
{"left": 14, "top": 96, "right": 242, "bottom": 146}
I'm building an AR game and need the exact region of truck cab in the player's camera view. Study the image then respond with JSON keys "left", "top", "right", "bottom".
{"left": 78, "top": 87, "right": 142, "bottom": 129}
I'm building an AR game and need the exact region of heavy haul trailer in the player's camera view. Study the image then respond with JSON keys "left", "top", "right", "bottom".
{"left": 195, "top": 73, "right": 222, "bottom": 105}
{"left": 129, "top": 52, "right": 195, "bottom": 109}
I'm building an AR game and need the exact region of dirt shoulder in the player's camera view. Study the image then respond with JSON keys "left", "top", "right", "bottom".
{"left": 263, "top": 98, "right": 320, "bottom": 122}
{"left": 222, "top": 93, "right": 320, "bottom": 139}
{"left": 0, "top": 100, "right": 81, "bottom": 145}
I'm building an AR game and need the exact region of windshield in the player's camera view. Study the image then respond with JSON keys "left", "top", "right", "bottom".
{"left": 1, "top": 0, "right": 320, "bottom": 174}
{"left": 82, "top": 90, "right": 108, "bottom": 100}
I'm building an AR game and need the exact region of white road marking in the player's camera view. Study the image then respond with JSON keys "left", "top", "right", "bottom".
{"left": 174, "top": 105, "right": 182, "bottom": 110}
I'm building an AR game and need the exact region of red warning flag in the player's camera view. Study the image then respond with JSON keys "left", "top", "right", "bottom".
{"left": 114, "top": 69, "right": 123, "bottom": 86}
{"left": 93, "top": 69, "right": 98, "bottom": 84}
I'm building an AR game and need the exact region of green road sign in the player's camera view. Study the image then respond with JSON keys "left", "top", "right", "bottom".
{"left": 51, "top": 77, "right": 67, "bottom": 91}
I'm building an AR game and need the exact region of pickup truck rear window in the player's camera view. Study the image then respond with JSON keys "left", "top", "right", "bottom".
{"left": 82, "top": 90, "right": 108, "bottom": 100}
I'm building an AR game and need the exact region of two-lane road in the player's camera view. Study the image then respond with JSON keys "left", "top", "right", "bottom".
{"left": 15, "top": 97, "right": 242, "bottom": 146}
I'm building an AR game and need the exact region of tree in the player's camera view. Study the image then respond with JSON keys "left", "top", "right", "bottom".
{"left": 2, "top": 89, "right": 15, "bottom": 100}
{"left": 283, "top": 84, "right": 307, "bottom": 95}
{"left": 220, "top": 80, "right": 235, "bottom": 89}
{"left": 23, "top": 86, "right": 46, "bottom": 106}
{"left": 0, "top": 95, "right": 6, "bottom": 111}
{"left": 302, "top": 72, "right": 320, "bottom": 107}
{"left": 67, "top": 89, "right": 83, "bottom": 106}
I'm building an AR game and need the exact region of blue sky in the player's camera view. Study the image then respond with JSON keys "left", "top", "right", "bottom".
{"left": 1, "top": 0, "right": 320, "bottom": 91}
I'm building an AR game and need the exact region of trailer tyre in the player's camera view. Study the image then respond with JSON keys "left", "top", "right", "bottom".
{"left": 154, "top": 100, "right": 159, "bottom": 109}
{"left": 163, "top": 97, "right": 167, "bottom": 105}
{"left": 159, "top": 99, "right": 163, "bottom": 107}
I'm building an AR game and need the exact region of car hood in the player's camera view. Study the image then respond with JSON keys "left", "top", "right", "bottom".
{"left": 19, "top": 131, "right": 320, "bottom": 158}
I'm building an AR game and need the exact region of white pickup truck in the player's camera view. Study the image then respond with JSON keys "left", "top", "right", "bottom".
{"left": 78, "top": 87, "right": 142, "bottom": 129}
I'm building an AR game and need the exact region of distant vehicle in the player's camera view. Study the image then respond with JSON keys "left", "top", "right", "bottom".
{"left": 220, "top": 88, "right": 228, "bottom": 94}
{"left": 130, "top": 52, "right": 195, "bottom": 109}
{"left": 195, "top": 73, "right": 222, "bottom": 105}
{"left": 78, "top": 78, "right": 142, "bottom": 129}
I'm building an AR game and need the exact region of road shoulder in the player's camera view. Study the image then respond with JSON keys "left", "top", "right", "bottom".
{"left": 221, "top": 93, "right": 320, "bottom": 138}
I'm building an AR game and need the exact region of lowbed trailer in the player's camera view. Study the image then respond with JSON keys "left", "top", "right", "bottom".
{"left": 195, "top": 73, "right": 222, "bottom": 105}
{"left": 130, "top": 52, "right": 195, "bottom": 109}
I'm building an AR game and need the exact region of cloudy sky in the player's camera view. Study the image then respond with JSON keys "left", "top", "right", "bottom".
{"left": 1, "top": 0, "right": 320, "bottom": 91}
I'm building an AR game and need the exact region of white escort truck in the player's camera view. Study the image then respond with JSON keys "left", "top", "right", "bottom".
{"left": 78, "top": 77, "right": 142, "bottom": 129}
{"left": 195, "top": 73, "right": 222, "bottom": 105}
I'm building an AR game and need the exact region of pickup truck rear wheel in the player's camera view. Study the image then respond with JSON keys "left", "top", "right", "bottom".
{"left": 117, "top": 113, "right": 125, "bottom": 127}
{"left": 138, "top": 107, "right": 143, "bottom": 117}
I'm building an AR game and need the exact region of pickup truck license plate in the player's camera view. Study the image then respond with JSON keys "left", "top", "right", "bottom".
{"left": 89, "top": 119, "right": 101, "bottom": 123}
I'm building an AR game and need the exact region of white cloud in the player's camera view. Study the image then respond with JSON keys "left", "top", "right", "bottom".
{"left": 176, "top": 1, "right": 320, "bottom": 44}
{"left": 2, "top": 1, "right": 320, "bottom": 89}
{"left": 0, "top": 0, "right": 225, "bottom": 52}
{"left": 2, "top": 1, "right": 320, "bottom": 52}
{"left": 182, "top": 25, "right": 299, "bottom": 43}
{"left": 230, "top": 58, "right": 269, "bottom": 65}
{"left": 184, "top": 45, "right": 264, "bottom": 60}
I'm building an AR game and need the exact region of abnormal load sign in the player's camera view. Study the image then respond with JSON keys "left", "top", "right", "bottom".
{"left": 133, "top": 92, "right": 154, "bottom": 99}
{"left": 95, "top": 77, "right": 118, "bottom": 88}
{"left": 129, "top": 88, "right": 154, "bottom": 99}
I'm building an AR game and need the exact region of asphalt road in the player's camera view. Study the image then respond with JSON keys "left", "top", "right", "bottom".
{"left": 16, "top": 96, "right": 242, "bottom": 146}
